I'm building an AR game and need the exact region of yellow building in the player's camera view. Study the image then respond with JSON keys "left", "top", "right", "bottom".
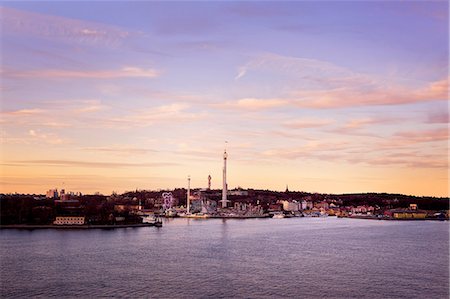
{"left": 392, "top": 211, "right": 426, "bottom": 219}
{"left": 53, "top": 216, "right": 85, "bottom": 225}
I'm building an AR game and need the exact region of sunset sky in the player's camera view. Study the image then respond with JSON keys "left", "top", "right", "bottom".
{"left": 1, "top": 1, "right": 448, "bottom": 197}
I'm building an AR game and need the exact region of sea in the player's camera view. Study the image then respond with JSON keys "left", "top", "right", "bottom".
{"left": 1, "top": 217, "right": 448, "bottom": 298}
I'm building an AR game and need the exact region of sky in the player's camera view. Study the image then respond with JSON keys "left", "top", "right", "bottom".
{"left": 0, "top": 1, "right": 448, "bottom": 197}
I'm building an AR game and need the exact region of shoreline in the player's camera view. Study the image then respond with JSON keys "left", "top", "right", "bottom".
{"left": 0, "top": 223, "right": 161, "bottom": 230}
{"left": 341, "top": 216, "right": 448, "bottom": 221}
{"left": 1, "top": 217, "right": 447, "bottom": 229}
{"left": 178, "top": 215, "right": 271, "bottom": 219}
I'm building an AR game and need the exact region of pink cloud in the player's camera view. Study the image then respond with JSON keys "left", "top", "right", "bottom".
{"left": 236, "top": 53, "right": 448, "bottom": 109}
{"left": 324, "top": 116, "right": 403, "bottom": 137}
{"left": 292, "top": 78, "right": 448, "bottom": 108}
{"left": 212, "top": 98, "right": 287, "bottom": 111}
{"left": 393, "top": 127, "right": 448, "bottom": 143}
{"left": 7, "top": 160, "right": 176, "bottom": 168}
{"left": 373, "top": 127, "right": 449, "bottom": 152}
{"left": 3, "top": 66, "right": 159, "bottom": 79}
{"left": 82, "top": 146, "right": 157, "bottom": 156}
{"left": 426, "top": 111, "right": 449, "bottom": 124}
{"left": 1, "top": 108, "right": 46, "bottom": 116}
{"left": 282, "top": 119, "right": 333, "bottom": 129}
{"left": 103, "top": 103, "right": 207, "bottom": 128}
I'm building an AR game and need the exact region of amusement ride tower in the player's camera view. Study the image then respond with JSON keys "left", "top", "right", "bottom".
{"left": 220, "top": 146, "right": 229, "bottom": 208}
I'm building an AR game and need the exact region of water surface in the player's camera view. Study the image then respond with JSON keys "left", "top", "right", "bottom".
{"left": 1, "top": 218, "right": 448, "bottom": 298}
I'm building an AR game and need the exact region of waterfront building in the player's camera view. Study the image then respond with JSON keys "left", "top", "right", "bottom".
{"left": 315, "top": 200, "right": 329, "bottom": 210}
{"left": 392, "top": 210, "right": 427, "bottom": 219}
{"left": 300, "top": 200, "right": 308, "bottom": 210}
{"left": 282, "top": 200, "right": 299, "bottom": 212}
{"left": 53, "top": 216, "right": 85, "bottom": 225}
{"left": 234, "top": 202, "right": 247, "bottom": 211}
{"left": 389, "top": 208, "right": 427, "bottom": 219}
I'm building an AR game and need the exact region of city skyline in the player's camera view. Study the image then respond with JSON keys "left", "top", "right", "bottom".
{"left": 1, "top": 1, "right": 448, "bottom": 197}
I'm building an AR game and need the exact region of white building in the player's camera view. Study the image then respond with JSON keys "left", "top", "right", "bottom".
{"left": 53, "top": 216, "right": 85, "bottom": 225}
{"left": 282, "top": 200, "right": 299, "bottom": 212}
{"left": 229, "top": 189, "right": 249, "bottom": 196}
{"left": 300, "top": 200, "right": 308, "bottom": 210}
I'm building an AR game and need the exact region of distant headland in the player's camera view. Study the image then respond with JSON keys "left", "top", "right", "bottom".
{"left": 1, "top": 187, "right": 448, "bottom": 228}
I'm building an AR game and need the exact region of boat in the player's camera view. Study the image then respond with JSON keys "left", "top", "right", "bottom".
{"left": 142, "top": 215, "right": 157, "bottom": 224}
{"left": 272, "top": 212, "right": 285, "bottom": 219}
{"left": 165, "top": 209, "right": 177, "bottom": 217}
{"left": 188, "top": 213, "right": 209, "bottom": 218}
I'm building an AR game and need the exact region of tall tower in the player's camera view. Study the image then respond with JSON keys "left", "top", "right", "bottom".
{"left": 221, "top": 146, "right": 229, "bottom": 208}
{"left": 187, "top": 175, "right": 191, "bottom": 214}
{"left": 208, "top": 175, "right": 211, "bottom": 190}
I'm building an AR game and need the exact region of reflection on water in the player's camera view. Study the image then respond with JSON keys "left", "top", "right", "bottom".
{"left": 1, "top": 218, "right": 448, "bottom": 298}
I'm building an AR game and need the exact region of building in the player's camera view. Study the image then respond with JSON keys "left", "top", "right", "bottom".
{"left": 282, "top": 200, "right": 299, "bottom": 212}
{"left": 60, "top": 193, "right": 71, "bottom": 200}
{"left": 392, "top": 210, "right": 427, "bottom": 219}
{"left": 53, "top": 216, "right": 85, "bottom": 225}
{"left": 229, "top": 188, "right": 249, "bottom": 196}
{"left": 46, "top": 189, "right": 58, "bottom": 199}
{"left": 300, "top": 200, "right": 308, "bottom": 210}
{"left": 315, "top": 200, "right": 329, "bottom": 210}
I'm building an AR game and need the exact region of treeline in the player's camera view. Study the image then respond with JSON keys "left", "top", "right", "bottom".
{"left": 1, "top": 190, "right": 448, "bottom": 225}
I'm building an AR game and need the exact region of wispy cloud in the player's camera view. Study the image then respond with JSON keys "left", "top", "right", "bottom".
{"left": 3, "top": 66, "right": 159, "bottom": 79}
{"left": 393, "top": 127, "right": 448, "bottom": 143}
{"left": 0, "top": 129, "right": 69, "bottom": 145}
{"left": 82, "top": 146, "right": 157, "bottom": 156}
{"left": 262, "top": 140, "right": 352, "bottom": 160}
{"left": 6, "top": 159, "right": 177, "bottom": 168}
{"left": 324, "top": 116, "right": 403, "bottom": 137}
{"left": 346, "top": 154, "right": 448, "bottom": 169}
{"left": 426, "top": 111, "right": 449, "bottom": 124}
{"left": 261, "top": 138, "right": 448, "bottom": 169}
{"left": 103, "top": 103, "right": 207, "bottom": 127}
{"left": 372, "top": 127, "right": 449, "bottom": 151}
{"left": 0, "top": 100, "right": 107, "bottom": 127}
{"left": 212, "top": 98, "right": 287, "bottom": 111}
{"left": 282, "top": 119, "right": 333, "bottom": 129}
{"left": 2, "top": 6, "right": 131, "bottom": 46}
{"left": 223, "top": 77, "right": 448, "bottom": 111}
{"left": 1, "top": 101, "right": 205, "bottom": 131}
{"left": 1, "top": 108, "right": 46, "bottom": 116}
{"left": 234, "top": 52, "right": 362, "bottom": 83}
{"left": 235, "top": 53, "right": 448, "bottom": 109}
{"left": 74, "top": 100, "right": 108, "bottom": 113}
{"left": 292, "top": 78, "right": 448, "bottom": 109}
